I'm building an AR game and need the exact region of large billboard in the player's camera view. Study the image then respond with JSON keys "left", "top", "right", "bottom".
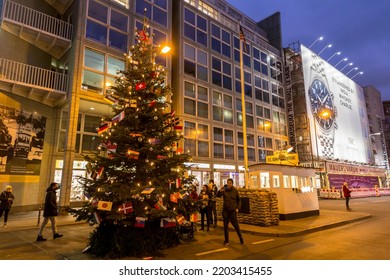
{"left": 301, "top": 44, "right": 369, "bottom": 163}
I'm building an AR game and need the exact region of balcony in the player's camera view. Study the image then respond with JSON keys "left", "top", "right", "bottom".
{"left": 0, "top": 58, "right": 69, "bottom": 106}
{"left": 1, "top": 0, "right": 73, "bottom": 59}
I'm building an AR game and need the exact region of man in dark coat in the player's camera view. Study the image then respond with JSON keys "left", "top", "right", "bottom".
{"left": 0, "top": 185, "right": 15, "bottom": 227}
{"left": 216, "top": 178, "right": 244, "bottom": 246}
{"left": 36, "top": 182, "right": 63, "bottom": 241}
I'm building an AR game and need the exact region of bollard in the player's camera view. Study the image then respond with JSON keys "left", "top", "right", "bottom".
{"left": 37, "top": 206, "right": 42, "bottom": 226}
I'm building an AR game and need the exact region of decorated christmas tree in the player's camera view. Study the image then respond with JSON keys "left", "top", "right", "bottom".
{"left": 70, "top": 24, "right": 199, "bottom": 258}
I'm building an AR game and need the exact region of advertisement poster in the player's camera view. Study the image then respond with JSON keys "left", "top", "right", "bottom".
{"left": 301, "top": 44, "right": 369, "bottom": 163}
{"left": 0, "top": 105, "right": 46, "bottom": 175}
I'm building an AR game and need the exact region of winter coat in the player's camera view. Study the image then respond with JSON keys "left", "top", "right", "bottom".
{"left": 0, "top": 191, "right": 14, "bottom": 209}
{"left": 217, "top": 186, "right": 241, "bottom": 211}
{"left": 342, "top": 185, "right": 352, "bottom": 198}
{"left": 43, "top": 186, "right": 58, "bottom": 217}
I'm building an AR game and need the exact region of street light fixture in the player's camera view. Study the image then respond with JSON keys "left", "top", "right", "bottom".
{"left": 308, "top": 36, "right": 324, "bottom": 48}
{"left": 318, "top": 44, "right": 332, "bottom": 55}
{"left": 327, "top": 51, "right": 341, "bottom": 62}
{"left": 335, "top": 57, "right": 348, "bottom": 67}
{"left": 346, "top": 67, "right": 358, "bottom": 76}
{"left": 340, "top": 62, "right": 353, "bottom": 72}
{"left": 351, "top": 71, "right": 364, "bottom": 79}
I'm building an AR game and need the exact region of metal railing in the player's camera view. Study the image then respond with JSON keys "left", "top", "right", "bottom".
{"left": 2, "top": 0, "right": 73, "bottom": 41}
{"left": 0, "top": 58, "right": 69, "bottom": 93}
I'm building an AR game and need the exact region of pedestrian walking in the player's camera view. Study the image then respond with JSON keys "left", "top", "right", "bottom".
{"left": 208, "top": 179, "right": 218, "bottom": 228}
{"left": 198, "top": 184, "right": 211, "bottom": 231}
{"left": 0, "top": 185, "right": 15, "bottom": 228}
{"left": 342, "top": 181, "right": 352, "bottom": 210}
{"left": 36, "top": 182, "right": 63, "bottom": 241}
{"left": 216, "top": 178, "right": 244, "bottom": 246}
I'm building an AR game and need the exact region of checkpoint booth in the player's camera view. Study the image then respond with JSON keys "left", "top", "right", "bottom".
{"left": 248, "top": 161, "right": 319, "bottom": 220}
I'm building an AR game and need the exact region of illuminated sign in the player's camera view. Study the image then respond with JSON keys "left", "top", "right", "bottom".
{"left": 266, "top": 153, "right": 299, "bottom": 166}
{"left": 301, "top": 45, "right": 369, "bottom": 163}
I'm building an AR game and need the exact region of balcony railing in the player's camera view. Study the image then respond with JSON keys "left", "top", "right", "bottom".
{"left": 1, "top": 0, "right": 73, "bottom": 58}
{"left": 0, "top": 57, "right": 68, "bottom": 96}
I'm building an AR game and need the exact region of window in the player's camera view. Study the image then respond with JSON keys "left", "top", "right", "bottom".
{"left": 211, "top": 57, "right": 232, "bottom": 90}
{"left": 58, "top": 111, "right": 101, "bottom": 153}
{"left": 184, "top": 8, "right": 208, "bottom": 47}
{"left": 86, "top": 1, "right": 128, "bottom": 52}
{"left": 136, "top": 0, "right": 168, "bottom": 27}
{"left": 184, "top": 81, "right": 209, "bottom": 119}
{"left": 82, "top": 48, "right": 125, "bottom": 94}
{"left": 212, "top": 91, "right": 233, "bottom": 124}
{"left": 237, "top": 132, "right": 255, "bottom": 161}
{"left": 213, "top": 127, "right": 235, "bottom": 160}
{"left": 235, "top": 67, "right": 252, "bottom": 97}
{"left": 211, "top": 24, "right": 231, "bottom": 58}
{"left": 233, "top": 35, "right": 250, "bottom": 67}
{"left": 184, "top": 44, "right": 208, "bottom": 81}
{"left": 184, "top": 121, "right": 209, "bottom": 157}
{"left": 236, "top": 99, "right": 254, "bottom": 129}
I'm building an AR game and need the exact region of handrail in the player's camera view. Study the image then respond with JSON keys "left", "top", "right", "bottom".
{"left": 0, "top": 58, "right": 68, "bottom": 93}
{"left": 2, "top": 0, "right": 73, "bottom": 41}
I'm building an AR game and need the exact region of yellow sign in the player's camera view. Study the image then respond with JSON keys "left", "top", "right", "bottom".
{"left": 266, "top": 153, "right": 299, "bottom": 166}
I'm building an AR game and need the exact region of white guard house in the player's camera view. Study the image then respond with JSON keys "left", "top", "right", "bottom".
{"left": 248, "top": 162, "right": 319, "bottom": 220}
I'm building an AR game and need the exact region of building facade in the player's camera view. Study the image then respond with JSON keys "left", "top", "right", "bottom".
{"left": 1, "top": 0, "right": 290, "bottom": 212}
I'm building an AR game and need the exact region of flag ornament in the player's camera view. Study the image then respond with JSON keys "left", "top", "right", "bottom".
{"left": 141, "top": 188, "right": 155, "bottom": 194}
{"left": 190, "top": 213, "right": 198, "bottom": 223}
{"left": 97, "top": 200, "right": 113, "bottom": 211}
{"left": 118, "top": 201, "right": 133, "bottom": 214}
{"left": 154, "top": 201, "right": 167, "bottom": 211}
{"left": 97, "top": 122, "right": 111, "bottom": 135}
{"left": 170, "top": 193, "right": 178, "bottom": 203}
{"left": 127, "top": 149, "right": 140, "bottom": 159}
{"left": 176, "top": 215, "right": 185, "bottom": 225}
{"left": 93, "top": 212, "right": 102, "bottom": 224}
{"left": 160, "top": 218, "right": 176, "bottom": 228}
{"left": 106, "top": 142, "right": 117, "bottom": 158}
{"left": 135, "top": 82, "right": 146, "bottom": 91}
{"left": 112, "top": 111, "right": 125, "bottom": 124}
{"left": 135, "top": 217, "right": 147, "bottom": 227}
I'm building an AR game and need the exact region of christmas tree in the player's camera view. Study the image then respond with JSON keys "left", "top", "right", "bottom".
{"left": 70, "top": 24, "right": 199, "bottom": 258}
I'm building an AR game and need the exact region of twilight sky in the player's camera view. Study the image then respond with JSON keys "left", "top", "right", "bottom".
{"left": 227, "top": 0, "right": 390, "bottom": 100}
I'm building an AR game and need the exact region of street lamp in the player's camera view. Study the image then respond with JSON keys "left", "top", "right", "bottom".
{"left": 318, "top": 44, "right": 332, "bottom": 55}
{"left": 335, "top": 57, "right": 348, "bottom": 67}
{"left": 340, "top": 62, "right": 353, "bottom": 72}
{"left": 346, "top": 67, "right": 358, "bottom": 76}
{"left": 351, "top": 71, "right": 364, "bottom": 79}
{"left": 308, "top": 36, "right": 324, "bottom": 48}
{"left": 327, "top": 51, "right": 341, "bottom": 62}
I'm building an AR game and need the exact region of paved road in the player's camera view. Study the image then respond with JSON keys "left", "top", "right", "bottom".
{"left": 0, "top": 196, "right": 388, "bottom": 260}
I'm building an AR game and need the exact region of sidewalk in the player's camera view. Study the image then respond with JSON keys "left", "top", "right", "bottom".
{"left": 2, "top": 208, "right": 371, "bottom": 237}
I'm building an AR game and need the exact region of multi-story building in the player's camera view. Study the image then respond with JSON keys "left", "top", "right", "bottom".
{"left": 364, "top": 86, "right": 388, "bottom": 168}
{"left": 285, "top": 43, "right": 389, "bottom": 191}
{"left": 0, "top": 0, "right": 288, "bottom": 212}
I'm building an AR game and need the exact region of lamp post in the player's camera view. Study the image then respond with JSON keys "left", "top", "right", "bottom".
{"left": 318, "top": 44, "right": 332, "bottom": 55}
{"left": 340, "top": 62, "right": 353, "bottom": 72}
{"left": 351, "top": 71, "right": 363, "bottom": 79}
{"left": 327, "top": 51, "right": 341, "bottom": 62}
{"left": 335, "top": 57, "right": 348, "bottom": 67}
{"left": 346, "top": 67, "right": 358, "bottom": 76}
{"left": 308, "top": 36, "right": 324, "bottom": 48}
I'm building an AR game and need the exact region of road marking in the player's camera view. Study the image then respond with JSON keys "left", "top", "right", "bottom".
{"left": 252, "top": 239, "right": 275, "bottom": 245}
{"left": 195, "top": 248, "right": 229, "bottom": 256}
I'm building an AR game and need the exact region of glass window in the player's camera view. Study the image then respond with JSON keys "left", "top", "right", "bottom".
{"left": 110, "top": 9, "right": 128, "bottom": 32}
{"left": 109, "top": 29, "right": 128, "bottom": 52}
{"left": 88, "top": 0, "right": 108, "bottom": 23}
{"left": 84, "top": 49, "right": 104, "bottom": 71}
{"left": 184, "top": 99, "right": 196, "bottom": 115}
{"left": 214, "top": 143, "right": 223, "bottom": 158}
{"left": 86, "top": 20, "right": 107, "bottom": 44}
{"left": 82, "top": 70, "right": 104, "bottom": 93}
{"left": 214, "top": 127, "right": 223, "bottom": 141}
{"left": 107, "top": 56, "right": 125, "bottom": 75}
